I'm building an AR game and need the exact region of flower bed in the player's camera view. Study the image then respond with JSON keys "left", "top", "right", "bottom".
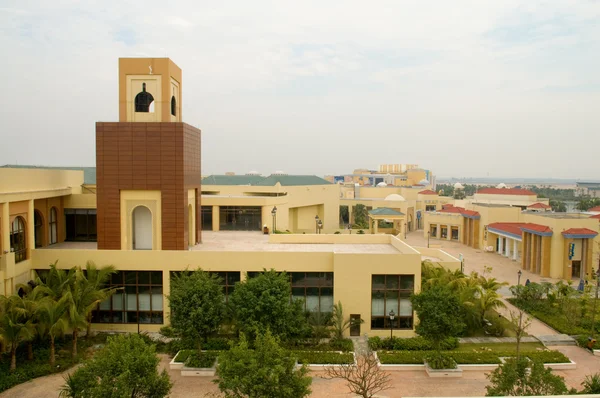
{"left": 378, "top": 350, "right": 569, "bottom": 365}
{"left": 294, "top": 351, "right": 354, "bottom": 365}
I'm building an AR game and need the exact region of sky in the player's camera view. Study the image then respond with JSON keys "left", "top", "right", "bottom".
{"left": 1, "top": 1, "right": 599, "bottom": 180}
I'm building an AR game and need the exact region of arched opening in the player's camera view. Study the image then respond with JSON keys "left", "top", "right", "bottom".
{"left": 49, "top": 207, "right": 58, "bottom": 245}
{"left": 188, "top": 204, "right": 194, "bottom": 246}
{"left": 34, "top": 210, "right": 44, "bottom": 248}
{"left": 132, "top": 206, "right": 152, "bottom": 250}
{"left": 171, "top": 96, "right": 177, "bottom": 116}
{"left": 134, "top": 83, "right": 155, "bottom": 113}
{"left": 10, "top": 216, "right": 26, "bottom": 263}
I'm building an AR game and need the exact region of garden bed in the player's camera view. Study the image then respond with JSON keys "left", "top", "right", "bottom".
{"left": 287, "top": 339, "right": 354, "bottom": 352}
{"left": 170, "top": 350, "right": 220, "bottom": 376}
{"left": 294, "top": 351, "right": 355, "bottom": 370}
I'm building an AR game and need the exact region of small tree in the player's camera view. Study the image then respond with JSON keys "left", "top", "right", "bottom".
{"left": 0, "top": 294, "right": 35, "bottom": 371}
{"left": 331, "top": 301, "right": 362, "bottom": 341}
{"left": 37, "top": 295, "right": 69, "bottom": 366}
{"left": 508, "top": 309, "right": 532, "bottom": 360}
{"left": 230, "top": 269, "right": 308, "bottom": 341}
{"left": 485, "top": 357, "right": 568, "bottom": 396}
{"left": 215, "top": 330, "right": 312, "bottom": 398}
{"left": 411, "top": 285, "right": 465, "bottom": 364}
{"left": 169, "top": 269, "right": 225, "bottom": 352}
{"left": 322, "top": 353, "right": 392, "bottom": 398}
{"left": 308, "top": 310, "right": 332, "bottom": 346}
{"left": 581, "top": 373, "right": 600, "bottom": 394}
{"left": 60, "top": 333, "right": 172, "bottom": 398}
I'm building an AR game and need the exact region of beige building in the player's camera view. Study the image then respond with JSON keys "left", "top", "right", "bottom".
{"left": 0, "top": 57, "right": 461, "bottom": 338}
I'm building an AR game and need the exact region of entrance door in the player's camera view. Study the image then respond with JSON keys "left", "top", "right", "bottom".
{"left": 572, "top": 260, "right": 582, "bottom": 279}
{"left": 350, "top": 314, "right": 361, "bottom": 336}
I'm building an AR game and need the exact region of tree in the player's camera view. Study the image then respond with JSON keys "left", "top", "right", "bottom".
{"left": 507, "top": 310, "right": 532, "bottom": 361}
{"left": 215, "top": 330, "right": 312, "bottom": 398}
{"left": 352, "top": 204, "right": 368, "bottom": 229}
{"left": 331, "top": 301, "right": 362, "bottom": 341}
{"left": 485, "top": 357, "right": 568, "bottom": 396}
{"left": 580, "top": 373, "right": 600, "bottom": 394}
{"left": 322, "top": 353, "right": 391, "bottom": 398}
{"left": 168, "top": 268, "right": 225, "bottom": 352}
{"left": 37, "top": 295, "right": 69, "bottom": 366}
{"left": 411, "top": 285, "right": 466, "bottom": 353}
{"left": 78, "top": 262, "right": 116, "bottom": 340}
{"left": 230, "top": 269, "right": 308, "bottom": 341}
{"left": 0, "top": 294, "right": 35, "bottom": 371}
{"left": 308, "top": 310, "right": 332, "bottom": 346}
{"left": 60, "top": 333, "right": 172, "bottom": 398}
{"left": 549, "top": 199, "right": 567, "bottom": 212}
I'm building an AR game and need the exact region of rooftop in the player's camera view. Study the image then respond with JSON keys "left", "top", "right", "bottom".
{"left": 418, "top": 189, "right": 438, "bottom": 195}
{"left": 41, "top": 232, "right": 402, "bottom": 254}
{"left": 535, "top": 213, "right": 593, "bottom": 219}
{"left": 476, "top": 187, "right": 536, "bottom": 196}
{"left": 202, "top": 174, "right": 332, "bottom": 186}
{"left": 0, "top": 165, "right": 96, "bottom": 185}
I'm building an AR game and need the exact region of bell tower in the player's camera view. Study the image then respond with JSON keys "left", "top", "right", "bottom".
{"left": 118, "top": 58, "right": 182, "bottom": 122}
{"left": 96, "top": 58, "right": 201, "bottom": 251}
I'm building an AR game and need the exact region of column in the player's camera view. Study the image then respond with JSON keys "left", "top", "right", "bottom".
{"left": 541, "top": 236, "right": 552, "bottom": 277}
{"left": 162, "top": 269, "right": 171, "bottom": 326}
{"left": 436, "top": 224, "right": 441, "bottom": 239}
{"left": 373, "top": 219, "right": 379, "bottom": 234}
{"left": 212, "top": 205, "right": 219, "bottom": 231}
{"left": 505, "top": 239, "right": 511, "bottom": 258}
{"left": 1, "top": 203, "right": 9, "bottom": 254}
{"left": 447, "top": 225, "right": 451, "bottom": 240}
{"left": 498, "top": 236, "right": 504, "bottom": 254}
{"left": 522, "top": 233, "right": 529, "bottom": 270}
{"left": 348, "top": 205, "right": 353, "bottom": 225}
{"left": 513, "top": 239, "right": 518, "bottom": 261}
{"left": 27, "top": 200, "right": 35, "bottom": 260}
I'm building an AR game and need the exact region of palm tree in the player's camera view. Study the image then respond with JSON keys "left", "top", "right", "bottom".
{"left": 37, "top": 296, "right": 69, "bottom": 366}
{"left": 478, "top": 289, "right": 506, "bottom": 322}
{"left": 0, "top": 294, "right": 35, "bottom": 371}
{"left": 78, "top": 262, "right": 116, "bottom": 339}
{"left": 16, "top": 282, "right": 45, "bottom": 361}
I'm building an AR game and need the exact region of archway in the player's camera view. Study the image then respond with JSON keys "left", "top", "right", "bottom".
{"left": 188, "top": 204, "right": 194, "bottom": 246}
{"left": 34, "top": 210, "right": 44, "bottom": 248}
{"left": 132, "top": 206, "right": 152, "bottom": 250}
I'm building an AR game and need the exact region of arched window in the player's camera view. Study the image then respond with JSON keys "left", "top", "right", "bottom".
{"left": 34, "top": 210, "right": 44, "bottom": 248}
{"left": 132, "top": 206, "right": 152, "bottom": 250}
{"left": 49, "top": 207, "right": 58, "bottom": 245}
{"left": 134, "top": 83, "right": 154, "bottom": 113}
{"left": 171, "top": 96, "right": 176, "bottom": 116}
{"left": 10, "top": 216, "right": 26, "bottom": 263}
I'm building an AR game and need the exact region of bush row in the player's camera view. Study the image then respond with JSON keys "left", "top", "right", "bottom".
{"left": 368, "top": 336, "right": 459, "bottom": 351}
{"left": 378, "top": 350, "right": 569, "bottom": 365}
{"left": 287, "top": 339, "right": 354, "bottom": 352}
{"left": 294, "top": 352, "right": 354, "bottom": 365}
{"left": 186, "top": 351, "right": 219, "bottom": 368}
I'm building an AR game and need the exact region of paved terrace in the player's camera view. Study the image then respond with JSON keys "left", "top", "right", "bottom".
{"left": 42, "top": 231, "right": 403, "bottom": 254}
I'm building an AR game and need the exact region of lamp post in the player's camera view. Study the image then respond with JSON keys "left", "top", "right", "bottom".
{"left": 518, "top": 270, "right": 522, "bottom": 286}
{"left": 389, "top": 309, "right": 395, "bottom": 339}
{"left": 404, "top": 223, "right": 407, "bottom": 239}
{"left": 318, "top": 220, "right": 323, "bottom": 234}
{"left": 427, "top": 231, "right": 430, "bottom": 248}
{"left": 315, "top": 215, "right": 319, "bottom": 234}
{"left": 271, "top": 206, "right": 277, "bottom": 233}
{"left": 590, "top": 266, "right": 600, "bottom": 340}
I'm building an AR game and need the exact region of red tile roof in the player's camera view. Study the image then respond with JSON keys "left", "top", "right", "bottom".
{"left": 488, "top": 222, "right": 529, "bottom": 237}
{"left": 461, "top": 210, "right": 480, "bottom": 218}
{"left": 528, "top": 202, "right": 551, "bottom": 209}
{"left": 522, "top": 223, "right": 553, "bottom": 233}
{"left": 438, "top": 206, "right": 480, "bottom": 218}
{"left": 590, "top": 214, "right": 600, "bottom": 220}
{"left": 476, "top": 188, "right": 536, "bottom": 196}
{"left": 589, "top": 206, "right": 600, "bottom": 212}
{"left": 418, "top": 189, "right": 438, "bottom": 195}
{"left": 562, "top": 228, "right": 598, "bottom": 237}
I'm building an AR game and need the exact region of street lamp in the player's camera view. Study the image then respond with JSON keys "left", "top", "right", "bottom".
{"left": 389, "top": 309, "right": 395, "bottom": 339}
{"left": 427, "top": 231, "right": 430, "bottom": 248}
{"left": 318, "top": 220, "right": 323, "bottom": 234}
{"left": 404, "top": 223, "right": 407, "bottom": 239}
{"left": 315, "top": 215, "right": 320, "bottom": 234}
{"left": 518, "top": 270, "right": 522, "bottom": 286}
{"left": 271, "top": 206, "right": 277, "bottom": 233}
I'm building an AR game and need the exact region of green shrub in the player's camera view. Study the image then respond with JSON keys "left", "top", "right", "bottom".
{"left": 173, "top": 350, "right": 193, "bottom": 363}
{"left": 159, "top": 326, "right": 178, "bottom": 338}
{"left": 294, "top": 351, "right": 354, "bottom": 365}
{"left": 330, "top": 338, "right": 354, "bottom": 352}
{"left": 185, "top": 351, "right": 218, "bottom": 368}
{"left": 287, "top": 338, "right": 353, "bottom": 352}
{"left": 368, "top": 336, "right": 458, "bottom": 351}
{"left": 334, "top": 231, "right": 341, "bottom": 234}
{"left": 203, "top": 337, "right": 234, "bottom": 351}
{"left": 425, "top": 353, "right": 456, "bottom": 369}
{"left": 357, "top": 230, "right": 365, "bottom": 234}
{"left": 576, "top": 335, "right": 600, "bottom": 350}
{"left": 377, "top": 350, "right": 569, "bottom": 365}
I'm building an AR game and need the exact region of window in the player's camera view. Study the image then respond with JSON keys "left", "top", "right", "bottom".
{"left": 430, "top": 225, "right": 437, "bottom": 237}
{"left": 441, "top": 226, "right": 448, "bottom": 239}
{"left": 171, "top": 96, "right": 176, "bottom": 116}
{"left": 371, "top": 275, "right": 414, "bottom": 330}
{"left": 290, "top": 272, "right": 334, "bottom": 313}
{"left": 219, "top": 206, "right": 262, "bottom": 231}
{"left": 134, "top": 83, "right": 154, "bottom": 113}
{"left": 10, "top": 216, "right": 26, "bottom": 263}
{"left": 65, "top": 209, "right": 97, "bottom": 241}
{"left": 34, "top": 210, "right": 43, "bottom": 248}
{"left": 425, "top": 205, "right": 436, "bottom": 211}
{"left": 201, "top": 206, "right": 213, "bottom": 231}
{"left": 451, "top": 226, "right": 459, "bottom": 240}
{"left": 49, "top": 207, "right": 58, "bottom": 245}
{"left": 211, "top": 271, "right": 240, "bottom": 301}
{"left": 93, "top": 271, "right": 163, "bottom": 324}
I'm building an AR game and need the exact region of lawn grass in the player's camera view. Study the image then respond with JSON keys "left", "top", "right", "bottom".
{"left": 454, "top": 342, "right": 544, "bottom": 352}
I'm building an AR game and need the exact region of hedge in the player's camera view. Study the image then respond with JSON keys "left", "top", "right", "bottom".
{"left": 368, "top": 336, "right": 458, "bottom": 351}
{"left": 378, "top": 350, "right": 569, "bottom": 365}
{"left": 294, "top": 352, "right": 354, "bottom": 365}
{"left": 287, "top": 339, "right": 354, "bottom": 352}
{"left": 185, "top": 351, "right": 219, "bottom": 368}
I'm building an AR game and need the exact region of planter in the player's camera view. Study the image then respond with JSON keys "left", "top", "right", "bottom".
{"left": 170, "top": 350, "right": 219, "bottom": 376}
{"left": 424, "top": 360, "right": 463, "bottom": 378}
{"left": 594, "top": 350, "right": 600, "bottom": 357}
{"left": 295, "top": 351, "right": 356, "bottom": 370}
{"left": 169, "top": 350, "right": 186, "bottom": 371}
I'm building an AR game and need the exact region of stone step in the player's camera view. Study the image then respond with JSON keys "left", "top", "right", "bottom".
{"left": 537, "top": 334, "right": 577, "bottom": 346}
